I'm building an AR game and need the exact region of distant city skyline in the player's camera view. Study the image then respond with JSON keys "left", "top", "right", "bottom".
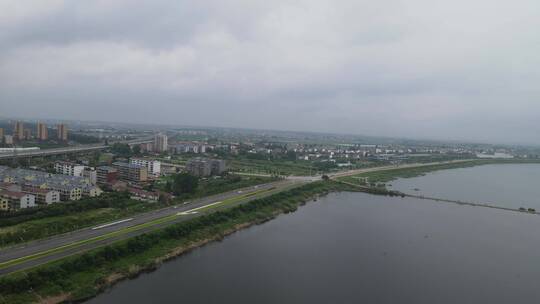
{"left": 0, "top": 115, "right": 537, "bottom": 147}
{"left": 1, "top": 1, "right": 540, "bottom": 145}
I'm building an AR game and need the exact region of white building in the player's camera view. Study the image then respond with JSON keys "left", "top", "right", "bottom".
{"left": 24, "top": 188, "right": 61, "bottom": 205}
{"left": 130, "top": 158, "right": 161, "bottom": 177}
{"left": 0, "top": 190, "right": 36, "bottom": 210}
{"left": 83, "top": 167, "right": 97, "bottom": 185}
{"left": 154, "top": 133, "right": 168, "bottom": 153}
{"left": 54, "top": 162, "right": 85, "bottom": 177}
{"left": 3, "top": 135, "right": 13, "bottom": 145}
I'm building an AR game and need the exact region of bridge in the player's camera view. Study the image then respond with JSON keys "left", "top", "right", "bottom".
{"left": 0, "top": 137, "right": 153, "bottom": 160}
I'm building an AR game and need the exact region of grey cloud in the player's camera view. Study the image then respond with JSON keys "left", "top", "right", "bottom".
{"left": 1, "top": 0, "right": 540, "bottom": 144}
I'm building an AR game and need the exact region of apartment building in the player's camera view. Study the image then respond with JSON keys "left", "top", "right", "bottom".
{"left": 112, "top": 162, "right": 148, "bottom": 182}
{"left": 170, "top": 142, "right": 207, "bottom": 154}
{"left": 13, "top": 121, "right": 24, "bottom": 140}
{"left": 54, "top": 161, "right": 85, "bottom": 177}
{"left": 57, "top": 124, "right": 68, "bottom": 141}
{"left": 185, "top": 158, "right": 227, "bottom": 177}
{"left": 0, "top": 190, "right": 36, "bottom": 210}
{"left": 83, "top": 167, "right": 97, "bottom": 185}
{"left": 23, "top": 188, "right": 60, "bottom": 205}
{"left": 130, "top": 158, "right": 161, "bottom": 177}
{"left": 4, "top": 135, "right": 13, "bottom": 145}
{"left": 56, "top": 185, "right": 82, "bottom": 201}
{"left": 36, "top": 122, "right": 48, "bottom": 140}
{"left": 154, "top": 133, "right": 168, "bottom": 153}
{"left": 23, "top": 129, "right": 31, "bottom": 140}
{"left": 96, "top": 166, "right": 118, "bottom": 185}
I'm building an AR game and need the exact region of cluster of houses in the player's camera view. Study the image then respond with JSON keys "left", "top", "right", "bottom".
{"left": 0, "top": 165, "right": 102, "bottom": 211}
{"left": 0, "top": 152, "right": 231, "bottom": 211}
{"left": 96, "top": 158, "right": 170, "bottom": 202}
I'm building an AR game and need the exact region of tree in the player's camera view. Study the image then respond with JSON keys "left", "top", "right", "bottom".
{"left": 132, "top": 145, "right": 141, "bottom": 156}
{"left": 110, "top": 143, "right": 133, "bottom": 158}
{"left": 169, "top": 173, "right": 199, "bottom": 195}
{"left": 158, "top": 193, "right": 169, "bottom": 204}
{"left": 286, "top": 150, "right": 297, "bottom": 161}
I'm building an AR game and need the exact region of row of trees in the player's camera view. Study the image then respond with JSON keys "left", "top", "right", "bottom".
{"left": 165, "top": 173, "right": 199, "bottom": 195}
{"left": 109, "top": 143, "right": 140, "bottom": 158}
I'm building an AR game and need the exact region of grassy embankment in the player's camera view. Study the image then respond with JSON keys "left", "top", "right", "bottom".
{"left": 156, "top": 175, "right": 277, "bottom": 198}
{"left": 228, "top": 158, "right": 324, "bottom": 176}
{"left": 0, "top": 175, "right": 277, "bottom": 248}
{"left": 338, "top": 159, "right": 540, "bottom": 188}
{"left": 0, "top": 181, "right": 358, "bottom": 304}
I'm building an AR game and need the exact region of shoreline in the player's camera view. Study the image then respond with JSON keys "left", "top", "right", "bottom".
{"left": 76, "top": 184, "right": 540, "bottom": 304}
{"left": 79, "top": 221, "right": 266, "bottom": 304}
{"left": 0, "top": 181, "right": 358, "bottom": 304}
{"left": 337, "top": 158, "right": 540, "bottom": 186}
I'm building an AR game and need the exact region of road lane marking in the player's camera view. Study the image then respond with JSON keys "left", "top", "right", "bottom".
{"left": 92, "top": 218, "right": 134, "bottom": 230}
{"left": 0, "top": 185, "right": 285, "bottom": 272}
{"left": 178, "top": 202, "right": 222, "bottom": 215}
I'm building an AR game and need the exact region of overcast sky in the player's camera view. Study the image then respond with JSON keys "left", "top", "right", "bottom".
{"left": 1, "top": 0, "right": 539, "bottom": 144}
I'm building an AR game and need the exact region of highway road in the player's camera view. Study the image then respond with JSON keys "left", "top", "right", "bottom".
{"left": 0, "top": 179, "right": 303, "bottom": 276}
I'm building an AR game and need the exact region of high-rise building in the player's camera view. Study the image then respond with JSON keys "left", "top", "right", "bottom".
{"left": 154, "top": 133, "right": 168, "bottom": 153}
{"left": 0, "top": 128, "right": 3, "bottom": 143}
{"left": 37, "top": 122, "right": 48, "bottom": 140}
{"left": 14, "top": 121, "right": 24, "bottom": 140}
{"left": 57, "top": 124, "right": 68, "bottom": 141}
{"left": 23, "top": 129, "right": 31, "bottom": 140}
{"left": 4, "top": 135, "right": 13, "bottom": 145}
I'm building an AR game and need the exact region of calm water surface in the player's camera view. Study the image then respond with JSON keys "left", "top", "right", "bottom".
{"left": 88, "top": 177, "right": 540, "bottom": 304}
{"left": 389, "top": 164, "right": 540, "bottom": 209}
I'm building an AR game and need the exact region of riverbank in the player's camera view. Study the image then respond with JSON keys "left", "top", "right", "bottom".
{"left": 0, "top": 181, "right": 359, "bottom": 304}
{"left": 83, "top": 191, "right": 540, "bottom": 304}
{"left": 337, "top": 159, "right": 540, "bottom": 186}
{"left": 0, "top": 175, "right": 277, "bottom": 249}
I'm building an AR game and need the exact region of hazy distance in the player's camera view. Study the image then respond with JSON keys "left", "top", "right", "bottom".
{"left": 1, "top": 0, "right": 539, "bottom": 145}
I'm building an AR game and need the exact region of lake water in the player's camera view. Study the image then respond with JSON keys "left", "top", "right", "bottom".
{"left": 88, "top": 165, "right": 540, "bottom": 304}
{"left": 389, "top": 163, "right": 540, "bottom": 209}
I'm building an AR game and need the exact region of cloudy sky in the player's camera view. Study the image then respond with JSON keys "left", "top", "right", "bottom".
{"left": 1, "top": 0, "right": 539, "bottom": 144}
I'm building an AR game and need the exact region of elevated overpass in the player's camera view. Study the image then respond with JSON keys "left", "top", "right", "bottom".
{"left": 0, "top": 137, "right": 153, "bottom": 160}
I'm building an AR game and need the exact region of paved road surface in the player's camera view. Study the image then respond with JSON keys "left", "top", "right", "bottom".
{"left": 0, "top": 179, "right": 300, "bottom": 276}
